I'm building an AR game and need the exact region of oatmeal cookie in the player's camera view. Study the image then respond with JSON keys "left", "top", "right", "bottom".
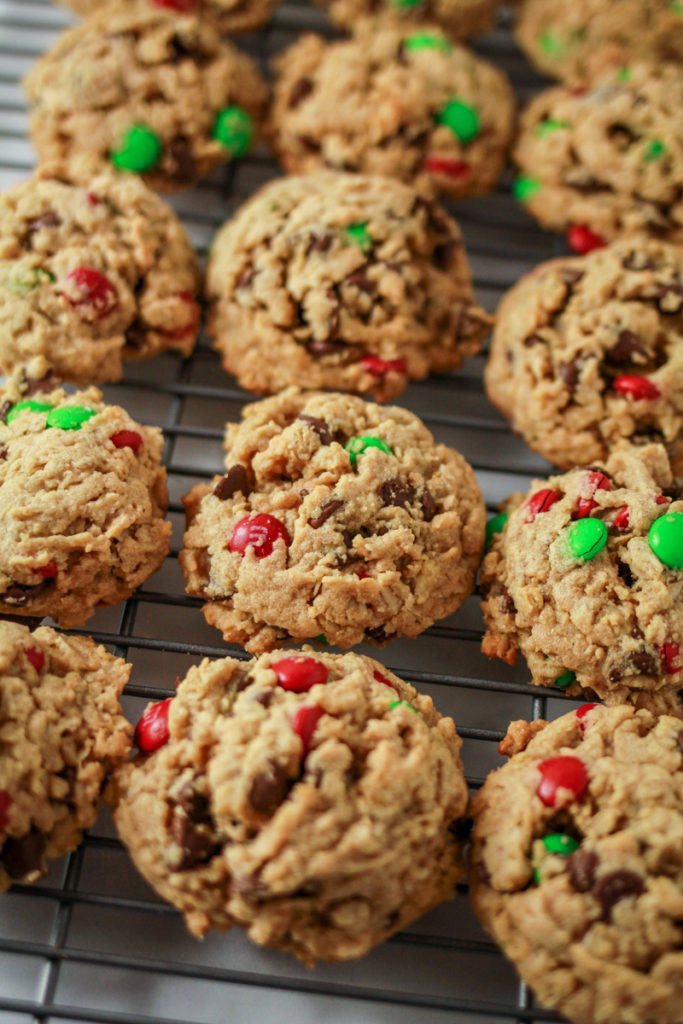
{"left": 59, "top": 0, "right": 279, "bottom": 36}
{"left": 314, "top": 0, "right": 501, "bottom": 40}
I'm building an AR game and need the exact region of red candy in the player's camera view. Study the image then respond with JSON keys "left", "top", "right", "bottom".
{"left": 86, "top": 192, "right": 101, "bottom": 206}
{"left": 524, "top": 488, "right": 560, "bottom": 523}
{"left": 361, "top": 355, "right": 408, "bottom": 378}
{"left": 356, "top": 565, "right": 370, "bottom": 579}
{"left": 575, "top": 498, "right": 598, "bottom": 519}
{"left": 0, "top": 791, "right": 11, "bottom": 834}
{"left": 25, "top": 647, "right": 45, "bottom": 672}
{"left": 537, "top": 756, "right": 588, "bottom": 807}
{"left": 290, "top": 705, "right": 324, "bottom": 752}
{"left": 166, "top": 291, "right": 200, "bottom": 340}
{"left": 152, "top": 0, "right": 198, "bottom": 9}
{"left": 614, "top": 506, "right": 630, "bottom": 531}
{"left": 271, "top": 656, "right": 328, "bottom": 692}
{"left": 423, "top": 156, "right": 472, "bottom": 179}
{"left": 229, "top": 514, "right": 290, "bottom": 558}
{"left": 134, "top": 697, "right": 172, "bottom": 753}
{"left": 567, "top": 224, "right": 607, "bottom": 254}
{"left": 660, "top": 642, "right": 680, "bottom": 675}
{"left": 613, "top": 375, "right": 661, "bottom": 401}
{"left": 655, "top": 494, "right": 671, "bottom": 505}
{"left": 576, "top": 702, "right": 598, "bottom": 721}
{"left": 373, "top": 669, "right": 398, "bottom": 691}
{"left": 111, "top": 430, "right": 143, "bottom": 452}
{"left": 575, "top": 472, "right": 610, "bottom": 519}
{"left": 36, "top": 560, "right": 58, "bottom": 579}
{"left": 587, "top": 472, "right": 610, "bottom": 492}
{"left": 63, "top": 267, "right": 117, "bottom": 319}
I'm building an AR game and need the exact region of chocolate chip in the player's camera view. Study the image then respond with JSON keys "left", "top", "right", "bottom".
{"left": 298, "top": 414, "right": 332, "bottom": 444}
{"left": 593, "top": 870, "right": 645, "bottom": 921}
{"left": 559, "top": 268, "right": 584, "bottom": 286}
{"left": 21, "top": 373, "right": 56, "bottom": 397}
{"left": 0, "top": 443, "right": 7, "bottom": 461}
{"left": 0, "top": 401, "right": 11, "bottom": 424}
{"left": 342, "top": 528, "right": 356, "bottom": 548}
{"left": 559, "top": 360, "right": 579, "bottom": 393}
{"left": 308, "top": 498, "right": 343, "bottom": 529}
{"left": 631, "top": 626, "right": 644, "bottom": 640}
{"left": 306, "top": 337, "right": 347, "bottom": 356}
{"left": 608, "top": 667, "right": 622, "bottom": 682}
{"left": 21, "top": 211, "right": 60, "bottom": 247}
{"left": 292, "top": 881, "right": 321, "bottom": 898}
{"left": 168, "top": 32, "right": 194, "bottom": 60}
{"left": 1, "top": 828, "right": 46, "bottom": 880}
{"left": 236, "top": 266, "right": 254, "bottom": 289}
{"left": 622, "top": 252, "right": 656, "bottom": 272}
{"left": 124, "top": 321, "right": 147, "bottom": 350}
{"left": 475, "top": 860, "right": 491, "bottom": 885}
{"left": 607, "top": 122, "right": 637, "bottom": 149}
{"left": 213, "top": 465, "right": 250, "bottom": 500}
{"left": 289, "top": 76, "right": 313, "bottom": 108}
{"left": 656, "top": 284, "right": 683, "bottom": 315}
{"left": 169, "top": 812, "right": 220, "bottom": 870}
{"left": 523, "top": 333, "right": 546, "bottom": 348}
{"left": 500, "top": 587, "right": 515, "bottom": 614}
{"left": 1, "top": 580, "right": 52, "bottom": 606}
{"left": 249, "top": 762, "right": 289, "bottom": 815}
{"left": 605, "top": 330, "right": 647, "bottom": 367}
{"left": 252, "top": 690, "right": 273, "bottom": 708}
{"left": 176, "top": 782, "right": 211, "bottom": 823}
{"left": 365, "top": 625, "right": 391, "bottom": 643}
{"left": 421, "top": 489, "right": 436, "bottom": 522}
{"left": 297, "top": 134, "right": 321, "bottom": 153}
{"left": 307, "top": 232, "right": 333, "bottom": 255}
{"left": 377, "top": 478, "right": 415, "bottom": 509}
{"left": 567, "top": 849, "right": 598, "bottom": 892}
{"left": 168, "top": 136, "right": 196, "bottom": 185}
{"left": 617, "top": 561, "right": 635, "bottom": 587}
{"left": 344, "top": 271, "right": 374, "bottom": 293}
{"left": 628, "top": 650, "right": 657, "bottom": 675}
{"left": 432, "top": 240, "right": 456, "bottom": 270}
{"left": 231, "top": 873, "right": 266, "bottom": 896}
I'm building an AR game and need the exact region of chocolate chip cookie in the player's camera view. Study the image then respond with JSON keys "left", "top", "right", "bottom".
{"left": 60, "top": 0, "right": 279, "bottom": 36}
{"left": 180, "top": 389, "right": 485, "bottom": 653}
{"left": 0, "top": 621, "right": 131, "bottom": 892}
{"left": 485, "top": 238, "right": 683, "bottom": 473}
{"left": 515, "top": 0, "right": 683, "bottom": 84}
{"left": 110, "top": 648, "right": 468, "bottom": 961}
{"left": 206, "top": 172, "right": 491, "bottom": 400}
{"left": 24, "top": 1, "right": 269, "bottom": 192}
{"left": 470, "top": 703, "right": 683, "bottom": 1024}
{"left": 314, "top": 0, "right": 501, "bottom": 40}
{"left": 0, "top": 358, "right": 171, "bottom": 627}
{"left": 481, "top": 444, "right": 683, "bottom": 717}
{"left": 513, "top": 63, "right": 683, "bottom": 248}
{"left": 269, "top": 25, "right": 515, "bottom": 198}
{"left": 0, "top": 158, "right": 200, "bottom": 384}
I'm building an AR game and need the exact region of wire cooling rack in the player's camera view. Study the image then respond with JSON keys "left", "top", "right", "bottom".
{"left": 0, "top": 2, "right": 587, "bottom": 1021}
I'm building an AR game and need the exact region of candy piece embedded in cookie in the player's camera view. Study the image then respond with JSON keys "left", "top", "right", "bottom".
{"left": 0, "top": 621, "right": 131, "bottom": 892}
{"left": 480, "top": 443, "right": 683, "bottom": 717}
{"left": 180, "top": 389, "right": 485, "bottom": 653}
{"left": 470, "top": 704, "right": 683, "bottom": 1024}
{"left": 269, "top": 25, "right": 515, "bottom": 199}
{"left": 23, "top": 1, "right": 269, "bottom": 192}
{"left": 110, "top": 648, "right": 469, "bottom": 962}
{"left": 485, "top": 238, "right": 683, "bottom": 473}
{"left": 513, "top": 63, "right": 683, "bottom": 245}
{"left": 58, "top": 0, "right": 279, "bottom": 36}
{"left": 0, "top": 158, "right": 200, "bottom": 383}
{"left": 0, "top": 358, "right": 171, "bottom": 627}
{"left": 313, "top": 0, "right": 502, "bottom": 40}
{"left": 206, "top": 173, "right": 491, "bottom": 400}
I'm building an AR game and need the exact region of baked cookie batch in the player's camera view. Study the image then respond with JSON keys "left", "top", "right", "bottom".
{"left": 2, "top": 0, "right": 682, "bottom": 1020}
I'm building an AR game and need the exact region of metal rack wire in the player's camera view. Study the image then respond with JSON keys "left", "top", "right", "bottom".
{"left": 0, "top": 3, "right": 579, "bottom": 1020}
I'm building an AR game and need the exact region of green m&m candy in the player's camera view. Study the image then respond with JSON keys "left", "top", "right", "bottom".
{"left": 5, "top": 268, "right": 56, "bottom": 296}
{"left": 513, "top": 175, "right": 541, "bottom": 202}
{"left": 388, "top": 700, "right": 419, "bottom": 713}
{"left": 644, "top": 139, "right": 666, "bottom": 162}
{"left": 344, "top": 222, "right": 372, "bottom": 251}
{"left": 535, "top": 118, "right": 570, "bottom": 138}
{"left": 111, "top": 124, "right": 162, "bottom": 173}
{"left": 213, "top": 107, "right": 254, "bottom": 157}
{"left": 403, "top": 32, "right": 452, "bottom": 54}
{"left": 553, "top": 670, "right": 576, "bottom": 689}
{"left": 542, "top": 833, "right": 579, "bottom": 855}
{"left": 567, "top": 518, "right": 607, "bottom": 561}
{"left": 6, "top": 400, "right": 52, "bottom": 424}
{"left": 345, "top": 435, "right": 392, "bottom": 467}
{"left": 485, "top": 511, "right": 508, "bottom": 547}
{"left": 390, "top": 0, "right": 422, "bottom": 8}
{"left": 616, "top": 66, "right": 631, "bottom": 82}
{"left": 538, "top": 31, "right": 575, "bottom": 58}
{"left": 46, "top": 406, "right": 97, "bottom": 431}
{"left": 648, "top": 512, "right": 683, "bottom": 569}
{"left": 437, "top": 98, "right": 480, "bottom": 144}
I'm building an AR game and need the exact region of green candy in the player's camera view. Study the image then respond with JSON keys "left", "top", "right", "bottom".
{"left": 111, "top": 124, "right": 162, "bottom": 173}
{"left": 345, "top": 435, "right": 393, "bottom": 467}
{"left": 313, "top": 634, "right": 328, "bottom": 645}
{"left": 616, "top": 66, "right": 631, "bottom": 82}
{"left": 485, "top": 512, "right": 508, "bottom": 547}
{"left": 644, "top": 139, "right": 666, "bottom": 162}
{"left": 535, "top": 118, "right": 570, "bottom": 138}
{"left": 568, "top": 518, "right": 607, "bottom": 561}
{"left": 213, "top": 107, "right": 254, "bottom": 157}
{"left": 388, "top": 700, "right": 419, "bottom": 713}
{"left": 344, "top": 222, "right": 372, "bottom": 251}
{"left": 403, "top": 32, "right": 452, "bottom": 54}
{"left": 554, "top": 670, "right": 576, "bottom": 689}
{"left": 390, "top": 0, "right": 422, "bottom": 8}
{"left": 648, "top": 512, "right": 683, "bottom": 569}
{"left": 542, "top": 833, "right": 580, "bottom": 856}
{"left": 513, "top": 175, "right": 541, "bottom": 202}
{"left": 537, "top": 31, "right": 571, "bottom": 58}
{"left": 670, "top": 1, "right": 683, "bottom": 13}
{"left": 532, "top": 867, "right": 542, "bottom": 885}
{"left": 5, "top": 268, "right": 55, "bottom": 296}
{"left": 437, "top": 98, "right": 480, "bottom": 144}
{"left": 46, "top": 406, "right": 97, "bottom": 431}
{"left": 6, "top": 401, "right": 52, "bottom": 424}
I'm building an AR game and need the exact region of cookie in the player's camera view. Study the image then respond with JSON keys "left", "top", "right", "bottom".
{"left": 0, "top": 621, "right": 131, "bottom": 892}
{"left": 0, "top": 158, "right": 200, "bottom": 384}
{"left": 515, "top": 0, "right": 683, "bottom": 84}
{"left": 110, "top": 648, "right": 468, "bottom": 961}
{"left": 59, "top": 0, "right": 279, "bottom": 36}
{"left": 269, "top": 25, "right": 515, "bottom": 199}
{"left": 485, "top": 238, "right": 683, "bottom": 473}
{"left": 470, "top": 704, "right": 683, "bottom": 1024}
{"left": 513, "top": 63, "right": 683, "bottom": 247}
{"left": 23, "top": 1, "right": 269, "bottom": 193}
{"left": 206, "top": 172, "right": 491, "bottom": 401}
{"left": 180, "top": 388, "right": 485, "bottom": 653}
{"left": 480, "top": 443, "right": 683, "bottom": 717}
{"left": 313, "top": 0, "right": 501, "bottom": 40}
{"left": 0, "top": 358, "right": 171, "bottom": 627}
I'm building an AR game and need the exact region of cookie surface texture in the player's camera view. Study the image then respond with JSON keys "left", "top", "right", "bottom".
{"left": 0, "top": 358, "right": 171, "bottom": 626}
{"left": 513, "top": 63, "right": 683, "bottom": 245}
{"left": 485, "top": 238, "right": 683, "bottom": 472}
{"left": 0, "top": 621, "right": 131, "bottom": 892}
{"left": 180, "top": 389, "right": 485, "bottom": 652}
{"left": 111, "top": 649, "right": 468, "bottom": 961}
{"left": 59, "top": 0, "right": 279, "bottom": 36}
{"left": 470, "top": 704, "right": 683, "bottom": 1024}
{"left": 23, "top": 1, "right": 269, "bottom": 192}
{"left": 314, "top": 0, "right": 501, "bottom": 40}
{"left": 269, "top": 25, "right": 515, "bottom": 198}
{"left": 0, "top": 158, "right": 200, "bottom": 383}
{"left": 480, "top": 443, "right": 683, "bottom": 716}
{"left": 206, "top": 173, "right": 490, "bottom": 400}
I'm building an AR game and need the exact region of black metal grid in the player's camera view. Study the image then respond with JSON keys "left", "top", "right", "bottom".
{"left": 0, "top": 3, "right": 580, "bottom": 1021}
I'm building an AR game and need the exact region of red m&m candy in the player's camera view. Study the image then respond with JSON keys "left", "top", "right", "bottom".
{"left": 36, "top": 560, "right": 58, "bottom": 579}
{"left": 524, "top": 488, "right": 560, "bottom": 523}
{"left": 63, "top": 267, "right": 117, "bottom": 319}
{"left": 290, "top": 705, "right": 324, "bottom": 752}
{"left": 229, "top": 514, "right": 290, "bottom": 558}
{"left": 660, "top": 642, "right": 680, "bottom": 675}
{"left": 423, "top": 156, "right": 472, "bottom": 180}
{"left": 373, "top": 668, "right": 398, "bottom": 691}
{"left": 567, "top": 224, "right": 606, "bottom": 254}
{"left": 0, "top": 791, "right": 11, "bottom": 833}
{"left": 135, "top": 697, "right": 172, "bottom": 753}
{"left": 537, "top": 756, "right": 588, "bottom": 806}
{"left": 613, "top": 375, "right": 661, "bottom": 401}
{"left": 166, "top": 291, "right": 200, "bottom": 340}
{"left": 271, "top": 656, "right": 328, "bottom": 692}
{"left": 111, "top": 430, "right": 143, "bottom": 452}
{"left": 361, "top": 355, "right": 408, "bottom": 378}
{"left": 613, "top": 506, "right": 630, "bottom": 531}
{"left": 25, "top": 647, "right": 45, "bottom": 672}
